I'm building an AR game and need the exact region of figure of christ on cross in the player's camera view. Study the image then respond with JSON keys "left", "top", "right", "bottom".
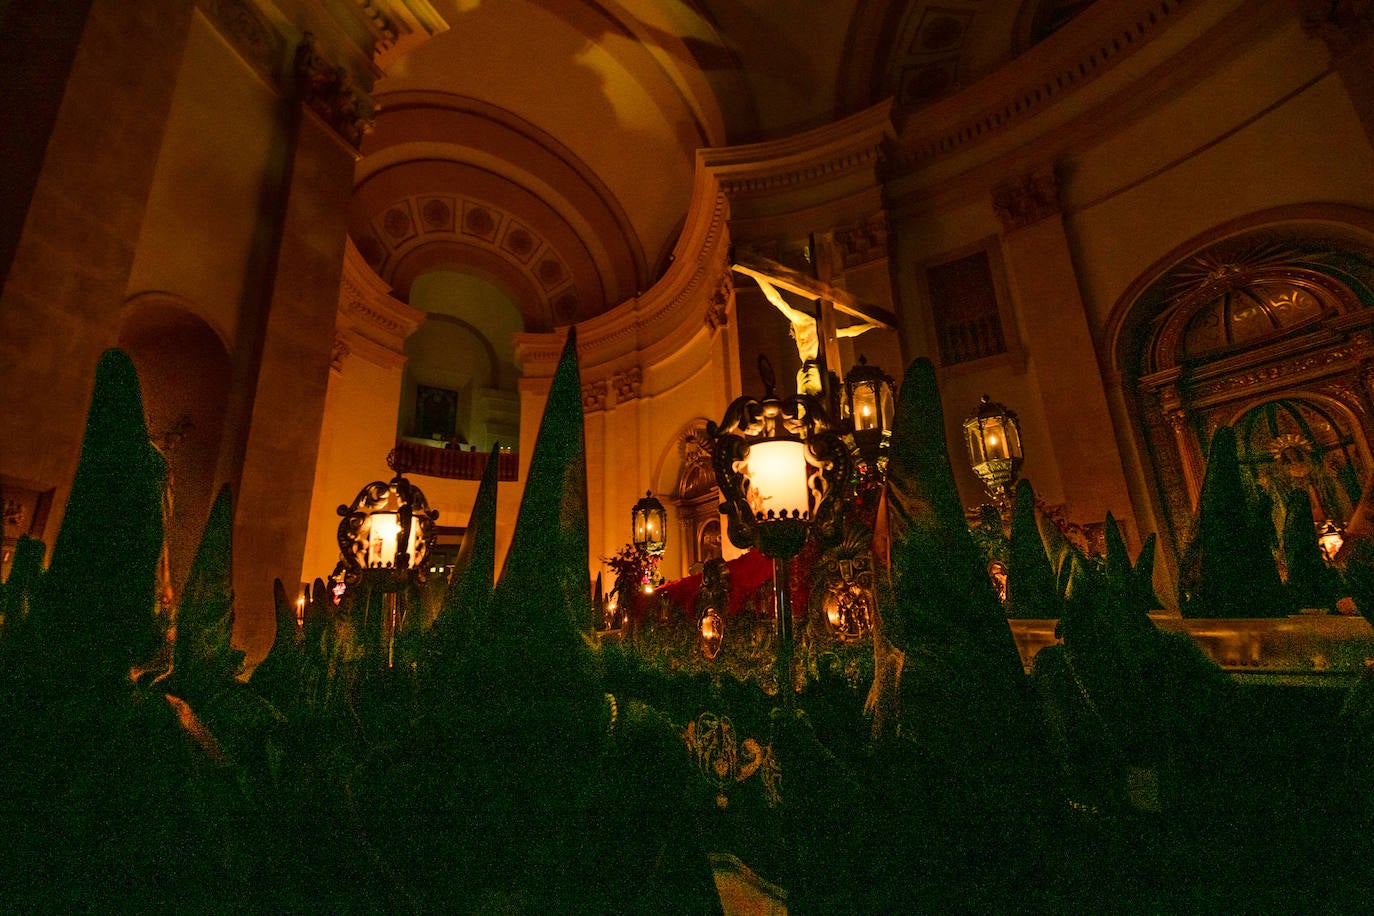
{"left": 752, "top": 274, "right": 883, "bottom": 397}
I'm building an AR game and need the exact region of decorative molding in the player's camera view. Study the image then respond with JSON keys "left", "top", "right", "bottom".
{"left": 362, "top": 194, "right": 581, "bottom": 324}
{"left": 335, "top": 237, "right": 425, "bottom": 370}
{"left": 992, "top": 170, "right": 1060, "bottom": 231}
{"left": 1188, "top": 339, "right": 1373, "bottom": 402}
{"left": 294, "top": 32, "right": 375, "bottom": 148}
{"left": 705, "top": 265, "right": 732, "bottom": 331}
{"left": 513, "top": 165, "right": 733, "bottom": 370}
{"left": 676, "top": 422, "right": 716, "bottom": 501}
{"left": 894, "top": 0, "right": 1197, "bottom": 167}
{"left": 582, "top": 379, "right": 608, "bottom": 412}
{"left": 700, "top": 100, "right": 895, "bottom": 198}
{"left": 833, "top": 213, "right": 889, "bottom": 268}
{"left": 330, "top": 333, "right": 351, "bottom": 373}
{"left": 613, "top": 367, "right": 643, "bottom": 402}
{"left": 200, "top": 0, "right": 284, "bottom": 80}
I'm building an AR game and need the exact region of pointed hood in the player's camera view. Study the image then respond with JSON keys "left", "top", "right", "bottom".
{"left": 40, "top": 349, "right": 165, "bottom": 678}
{"left": 427, "top": 441, "right": 501, "bottom": 666}
{"left": 494, "top": 328, "right": 592, "bottom": 641}
{"left": 1007, "top": 479, "right": 1059, "bottom": 618}
{"left": 170, "top": 485, "right": 244, "bottom": 688}
{"left": 1185, "top": 426, "right": 1286, "bottom": 616}
{"left": 878, "top": 357, "right": 1013, "bottom": 659}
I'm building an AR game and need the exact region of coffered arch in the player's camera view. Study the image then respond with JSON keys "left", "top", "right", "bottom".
{"left": 351, "top": 158, "right": 613, "bottom": 329}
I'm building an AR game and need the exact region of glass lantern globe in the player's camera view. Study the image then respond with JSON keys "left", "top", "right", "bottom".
{"left": 631, "top": 490, "right": 668, "bottom": 556}
{"left": 963, "top": 394, "right": 1024, "bottom": 505}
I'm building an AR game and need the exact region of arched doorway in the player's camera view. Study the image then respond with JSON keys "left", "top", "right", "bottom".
{"left": 1115, "top": 221, "right": 1374, "bottom": 555}
{"left": 118, "top": 294, "right": 232, "bottom": 605}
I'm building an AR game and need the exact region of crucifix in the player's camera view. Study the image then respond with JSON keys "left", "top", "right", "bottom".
{"left": 731, "top": 245, "right": 897, "bottom": 399}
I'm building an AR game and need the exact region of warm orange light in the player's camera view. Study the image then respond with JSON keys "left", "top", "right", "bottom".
{"left": 295, "top": 594, "right": 306, "bottom": 627}
{"left": 366, "top": 512, "right": 419, "bottom": 568}
{"left": 744, "top": 440, "right": 809, "bottom": 519}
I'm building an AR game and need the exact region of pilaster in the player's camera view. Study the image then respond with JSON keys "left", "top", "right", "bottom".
{"left": 993, "top": 167, "right": 1136, "bottom": 536}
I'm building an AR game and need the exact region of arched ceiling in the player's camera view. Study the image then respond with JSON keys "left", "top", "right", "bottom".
{"left": 350, "top": 1, "right": 1073, "bottom": 323}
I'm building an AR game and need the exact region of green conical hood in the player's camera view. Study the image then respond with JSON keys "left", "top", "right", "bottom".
{"left": 494, "top": 329, "right": 593, "bottom": 642}
{"left": 879, "top": 357, "right": 1014, "bottom": 660}
{"left": 436, "top": 442, "right": 501, "bottom": 649}
{"left": 1007, "top": 479, "right": 1059, "bottom": 618}
{"left": 39, "top": 349, "right": 165, "bottom": 679}
{"left": 248, "top": 577, "right": 306, "bottom": 713}
{"left": 1, "top": 535, "right": 46, "bottom": 628}
{"left": 874, "top": 356, "right": 1049, "bottom": 813}
{"left": 1184, "top": 426, "right": 1287, "bottom": 617}
{"left": 171, "top": 485, "right": 244, "bottom": 688}
{"left": 1280, "top": 489, "right": 1335, "bottom": 611}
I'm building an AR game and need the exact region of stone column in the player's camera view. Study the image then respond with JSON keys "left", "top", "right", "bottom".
{"left": 993, "top": 168, "right": 1137, "bottom": 537}
{"left": 226, "top": 35, "right": 369, "bottom": 659}
{"left": 0, "top": 0, "right": 195, "bottom": 542}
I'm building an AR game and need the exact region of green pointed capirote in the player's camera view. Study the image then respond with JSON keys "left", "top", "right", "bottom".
{"left": 39, "top": 349, "right": 165, "bottom": 679}
{"left": 171, "top": 485, "right": 244, "bottom": 687}
{"left": 1007, "top": 479, "right": 1059, "bottom": 618}
{"left": 428, "top": 441, "right": 501, "bottom": 662}
{"left": 1184, "top": 426, "right": 1286, "bottom": 617}
{"left": 879, "top": 357, "right": 1015, "bottom": 662}
{"left": 494, "top": 327, "right": 592, "bottom": 640}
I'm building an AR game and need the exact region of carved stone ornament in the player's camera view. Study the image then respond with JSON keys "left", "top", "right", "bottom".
{"left": 705, "top": 267, "right": 732, "bottom": 331}
{"left": 294, "top": 32, "right": 375, "bottom": 148}
{"left": 677, "top": 423, "right": 717, "bottom": 500}
{"left": 331, "top": 333, "right": 351, "bottom": 372}
{"left": 202, "top": 0, "right": 283, "bottom": 78}
{"left": 582, "top": 379, "right": 608, "bottom": 412}
{"left": 613, "top": 367, "right": 643, "bottom": 402}
{"left": 834, "top": 214, "right": 889, "bottom": 268}
{"left": 992, "top": 171, "right": 1060, "bottom": 231}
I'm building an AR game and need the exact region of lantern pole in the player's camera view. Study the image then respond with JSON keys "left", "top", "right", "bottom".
{"left": 708, "top": 355, "right": 848, "bottom": 705}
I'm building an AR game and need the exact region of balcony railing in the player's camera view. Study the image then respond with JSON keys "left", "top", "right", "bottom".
{"left": 392, "top": 440, "right": 519, "bottom": 481}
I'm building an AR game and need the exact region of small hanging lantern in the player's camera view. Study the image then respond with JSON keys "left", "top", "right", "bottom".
{"left": 963, "top": 394, "right": 1024, "bottom": 506}
{"left": 841, "top": 355, "right": 896, "bottom": 471}
{"left": 631, "top": 490, "right": 668, "bottom": 556}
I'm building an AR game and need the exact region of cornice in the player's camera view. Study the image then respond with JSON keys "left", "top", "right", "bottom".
{"left": 886, "top": 0, "right": 1289, "bottom": 216}
{"left": 336, "top": 237, "right": 425, "bottom": 367}
{"left": 892, "top": 0, "right": 1209, "bottom": 169}
{"left": 700, "top": 100, "right": 895, "bottom": 198}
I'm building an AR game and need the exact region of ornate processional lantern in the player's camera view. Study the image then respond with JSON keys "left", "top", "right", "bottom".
{"left": 963, "top": 394, "right": 1024, "bottom": 508}
{"left": 841, "top": 355, "right": 896, "bottom": 472}
{"left": 708, "top": 356, "right": 850, "bottom": 697}
{"left": 336, "top": 450, "right": 439, "bottom": 667}
{"left": 631, "top": 490, "right": 668, "bottom": 556}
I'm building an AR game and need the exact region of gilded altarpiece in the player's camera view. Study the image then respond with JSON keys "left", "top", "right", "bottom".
{"left": 1132, "top": 235, "right": 1374, "bottom": 552}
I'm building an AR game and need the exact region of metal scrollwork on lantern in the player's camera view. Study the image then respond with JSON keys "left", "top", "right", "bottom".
{"left": 335, "top": 449, "right": 439, "bottom": 584}
{"left": 963, "top": 394, "right": 1024, "bottom": 507}
{"left": 708, "top": 357, "right": 850, "bottom": 562}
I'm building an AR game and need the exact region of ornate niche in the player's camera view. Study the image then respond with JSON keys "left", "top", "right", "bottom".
{"left": 1132, "top": 231, "right": 1374, "bottom": 550}
{"left": 673, "top": 421, "right": 723, "bottom": 574}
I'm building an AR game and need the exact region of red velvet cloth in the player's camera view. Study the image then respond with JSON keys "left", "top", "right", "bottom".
{"left": 627, "top": 550, "right": 772, "bottom": 626}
